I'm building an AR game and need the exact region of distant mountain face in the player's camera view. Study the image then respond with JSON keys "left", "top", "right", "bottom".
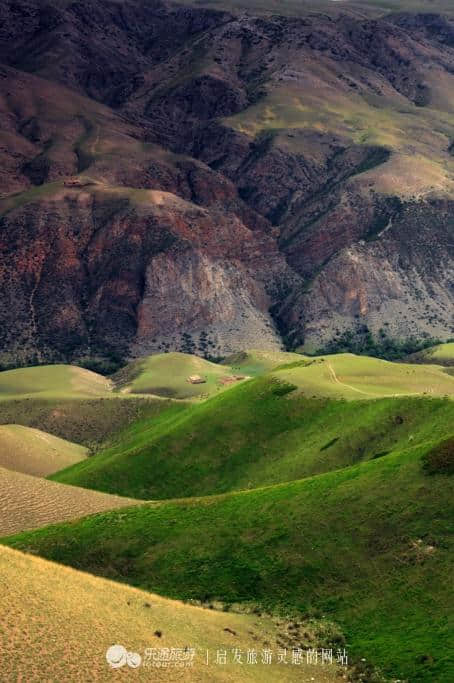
{"left": 0, "top": 0, "right": 453, "bottom": 363}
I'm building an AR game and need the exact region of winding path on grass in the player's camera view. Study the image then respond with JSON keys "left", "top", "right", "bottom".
{"left": 326, "top": 361, "right": 420, "bottom": 398}
{"left": 327, "top": 362, "right": 377, "bottom": 397}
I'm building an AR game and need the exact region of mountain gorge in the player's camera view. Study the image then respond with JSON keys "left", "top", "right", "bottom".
{"left": 1, "top": 0, "right": 453, "bottom": 364}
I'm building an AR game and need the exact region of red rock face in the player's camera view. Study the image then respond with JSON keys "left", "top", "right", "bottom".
{"left": 0, "top": 0, "right": 453, "bottom": 362}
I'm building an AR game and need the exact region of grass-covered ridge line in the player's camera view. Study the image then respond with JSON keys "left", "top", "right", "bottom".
{"left": 408, "top": 342, "right": 454, "bottom": 367}
{"left": 5, "top": 445, "right": 454, "bottom": 682}
{"left": 0, "top": 364, "right": 112, "bottom": 400}
{"left": 0, "top": 425, "right": 88, "bottom": 477}
{"left": 0, "top": 360, "right": 183, "bottom": 447}
{"left": 273, "top": 353, "right": 454, "bottom": 399}
{"left": 51, "top": 368, "right": 454, "bottom": 500}
{"left": 112, "top": 351, "right": 248, "bottom": 399}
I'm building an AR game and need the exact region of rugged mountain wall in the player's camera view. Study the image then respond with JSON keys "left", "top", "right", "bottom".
{"left": 0, "top": 0, "right": 453, "bottom": 362}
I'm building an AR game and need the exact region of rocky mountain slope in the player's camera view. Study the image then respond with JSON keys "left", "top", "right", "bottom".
{"left": 0, "top": 0, "right": 453, "bottom": 363}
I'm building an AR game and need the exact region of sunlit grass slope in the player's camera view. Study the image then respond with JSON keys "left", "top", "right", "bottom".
{"left": 0, "top": 466, "right": 141, "bottom": 536}
{"left": 0, "top": 364, "right": 111, "bottom": 400}
{"left": 0, "top": 545, "right": 338, "bottom": 683}
{"left": 50, "top": 372, "right": 454, "bottom": 500}
{"left": 223, "top": 349, "right": 305, "bottom": 376}
{"left": 408, "top": 342, "right": 454, "bottom": 367}
{"left": 274, "top": 353, "right": 454, "bottom": 399}
{"left": 113, "top": 352, "right": 248, "bottom": 399}
{"left": 0, "top": 424, "right": 88, "bottom": 476}
{"left": 5, "top": 445, "right": 454, "bottom": 681}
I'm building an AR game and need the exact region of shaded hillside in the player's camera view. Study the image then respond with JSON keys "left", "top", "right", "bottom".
{"left": 6, "top": 444, "right": 454, "bottom": 681}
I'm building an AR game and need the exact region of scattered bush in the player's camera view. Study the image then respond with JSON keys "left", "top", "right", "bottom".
{"left": 422, "top": 438, "right": 454, "bottom": 475}
{"left": 315, "top": 326, "right": 440, "bottom": 361}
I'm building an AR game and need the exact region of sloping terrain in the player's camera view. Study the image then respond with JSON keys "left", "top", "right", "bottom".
{"left": 179, "top": 1, "right": 454, "bottom": 16}
{"left": 0, "top": 0, "right": 453, "bottom": 362}
{"left": 51, "top": 357, "right": 454, "bottom": 499}
{"left": 5, "top": 443, "right": 453, "bottom": 681}
{"left": 0, "top": 361, "right": 178, "bottom": 447}
{"left": 113, "top": 351, "right": 248, "bottom": 399}
{"left": 0, "top": 545, "right": 339, "bottom": 683}
{"left": 223, "top": 349, "right": 304, "bottom": 375}
{"left": 275, "top": 353, "right": 454, "bottom": 399}
{"left": 408, "top": 341, "right": 454, "bottom": 366}
{"left": 0, "top": 394, "right": 173, "bottom": 448}
{"left": 0, "top": 466, "right": 141, "bottom": 535}
{"left": 0, "top": 424, "right": 87, "bottom": 476}
{"left": 0, "top": 364, "right": 111, "bottom": 400}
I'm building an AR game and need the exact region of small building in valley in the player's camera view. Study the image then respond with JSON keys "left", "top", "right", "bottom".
{"left": 187, "top": 375, "right": 206, "bottom": 384}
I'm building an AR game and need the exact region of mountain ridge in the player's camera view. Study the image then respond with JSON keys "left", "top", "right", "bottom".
{"left": 0, "top": 0, "right": 453, "bottom": 363}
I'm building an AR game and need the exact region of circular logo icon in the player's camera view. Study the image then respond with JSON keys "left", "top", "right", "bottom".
{"left": 127, "top": 652, "right": 142, "bottom": 668}
{"left": 106, "top": 645, "right": 128, "bottom": 668}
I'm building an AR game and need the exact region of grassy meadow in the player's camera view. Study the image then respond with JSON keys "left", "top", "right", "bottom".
{"left": 113, "top": 351, "right": 248, "bottom": 399}
{"left": 0, "top": 364, "right": 111, "bottom": 400}
{"left": 274, "top": 354, "right": 454, "bottom": 400}
{"left": 1, "top": 345, "right": 454, "bottom": 681}
{"left": 4, "top": 442, "right": 453, "bottom": 681}
{"left": 408, "top": 342, "right": 454, "bottom": 367}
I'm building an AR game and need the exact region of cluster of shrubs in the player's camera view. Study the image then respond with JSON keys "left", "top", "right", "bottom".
{"left": 315, "top": 326, "right": 442, "bottom": 361}
{"left": 422, "top": 438, "right": 454, "bottom": 476}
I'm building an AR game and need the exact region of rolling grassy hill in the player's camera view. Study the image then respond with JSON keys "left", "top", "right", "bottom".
{"left": 0, "top": 466, "right": 141, "bottom": 536}
{"left": 223, "top": 350, "right": 305, "bottom": 376}
{"left": 0, "top": 424, "right": 88, "bottom": 476}
{"left": 2, "top": 350, "right": 453, "bottom": 680}
{"left": 274, "top": 354, "right": 454, "bottom": 400}
{"left": 0, "top": 361, "right": 177, "bottom": 447}
{"left": 408, "top": 342, "right": 454, "bottom": 367}
{"left": 50, "top": 359, "right": 454, "bottom": 499}
{"left": 0, "top": 364, "right": 112, "bottom": 400}
{"left": 4, "top": 442, "right": 453, "bottom": 681}
{"left": 113, "top": 352, "right": 247, "bottom": 399}
{"left": 0, "top": 545, "right": 340, "bottom": 683}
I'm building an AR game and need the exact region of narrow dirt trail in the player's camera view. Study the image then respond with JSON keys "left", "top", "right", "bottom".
{"left": 326, "top": 362, "right": 421, "bottom": 398}
{"left": 326, "top": 362, "right": 375, "bottom": 396}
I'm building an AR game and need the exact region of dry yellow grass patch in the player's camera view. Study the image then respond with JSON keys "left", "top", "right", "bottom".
{"left": 0, "top": 424, "right": 88, "bottom": 477}
{"left": 0, "top": 467, "right": 141, "bottom": 536}
{"left": 0, "top": 545, "right": 340, "bottom": 682}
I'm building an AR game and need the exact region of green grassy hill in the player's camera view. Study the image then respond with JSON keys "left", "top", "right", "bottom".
{"left": 4, "top": 442, "right": 453, "bottom": 681}
{"left": 274, "top": 354, "right": 454, "bottom": 400}
{"left": 0, "top": 364, "right": 111, "bottom": 400}
{"left": 408, "top": 342, "right": 454, "bottom": 367}
{"left": 3, "top": 351, "right": 454, "bottom": 680}
{"left": 50, "top": 369, "right": 454, "bottom": 500}
{"left": 223, "top": 350, "right": 305, "bottom": 376}
{"left": 1, "top": 545, "right": 336, "bottom": 683}
{"left": 113, "top": 351, "right": 249, "bottom": 399}
{"left": 0, "top": 425, "right": 88, "bottom": 477}
{"left": 0, "top": 362, "right": 177, "bottom": 448}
